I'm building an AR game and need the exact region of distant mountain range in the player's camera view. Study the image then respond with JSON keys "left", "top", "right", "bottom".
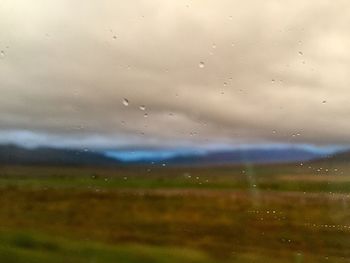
{"left": 311, "top": 150, "right": 350, "bottom": 165}
{"left": 0, "top": 144, "right": 120, "bottom": 166}
{"left": 130, "top": 148, "right": 326, "bottom": 166}
{"left": 0, "top": 144, "right": 340, "bottom": 166}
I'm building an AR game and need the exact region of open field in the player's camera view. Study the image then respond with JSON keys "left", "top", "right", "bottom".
{"left": 1, "top": 163, "right": 350, "bottom": 262}
{"left": 1, "top": 163, "right": 350, "bottom": 193}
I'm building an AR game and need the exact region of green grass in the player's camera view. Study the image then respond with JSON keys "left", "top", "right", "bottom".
{"left": 0, "top": 230, "right": 347, "bottom": 263}
{"left": 0, "top": 231, "right": 215, "bottom": 263}
{"left": 1, "top": 164, "right": 350, "bottom": 193}
{"left": 1, "top": 164, "right": 350, "bottom": 262}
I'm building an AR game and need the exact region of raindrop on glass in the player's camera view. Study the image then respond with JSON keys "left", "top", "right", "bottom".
{"left": 122, "top": 98, "right": 129, "bottom": 106}
{"left": 199, "top": 61, "right": 205, "bottom": 68}
{"left": 139, "top": 105, "right": 146, "bottom": 111}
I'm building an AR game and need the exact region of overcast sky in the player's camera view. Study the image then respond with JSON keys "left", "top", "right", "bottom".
{"left": 0, "top": 0, "right": 349, "bottom": 150}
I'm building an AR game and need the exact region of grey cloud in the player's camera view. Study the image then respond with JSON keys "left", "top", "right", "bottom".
{"left": 0, "top": 0, "right": 350, "bottom": 149}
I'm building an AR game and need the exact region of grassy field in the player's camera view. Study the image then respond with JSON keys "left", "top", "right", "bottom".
{"left": 1, "top": 163, "right": 350, "bottom": 262}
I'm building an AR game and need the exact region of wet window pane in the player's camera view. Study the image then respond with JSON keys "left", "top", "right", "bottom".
{"left": 0, "top": 1, "right": 349, "bottom": 262}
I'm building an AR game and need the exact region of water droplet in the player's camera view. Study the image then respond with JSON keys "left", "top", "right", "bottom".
{"left": 0, "top": 50, "right": 4, "bottom": 57}
{"left": 144, "top": 113, "right": 148, "bottom": 118}
{"left": 298, "top": 51, "right": 303, "bottom": 56}
{"left": 113, "top": 35, "right": 117, "bottom": 39}
{"left": 271, "top": 79, "right": 275, "bottom": 83}
{"left": 199, "top": 61, "right": 205, "bottom": 68}
{"left": 122, "top": 98, "right": 129, "bottom": 106}
{"left": 139, "top": 105, "right": 146, "bottom": 111}
{"left": 212, "top": 44, "right": 217, "bottom": 49}
{"left": 322, "top": 100, "right": 327, "bottom": 104}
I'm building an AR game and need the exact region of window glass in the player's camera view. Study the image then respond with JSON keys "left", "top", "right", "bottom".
{"left": 0, "top": 1, "right": 349, "bottom": 262}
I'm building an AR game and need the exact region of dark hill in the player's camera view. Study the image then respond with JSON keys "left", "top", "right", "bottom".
{"left": 311, "top": 150, "right": 350, "bottom": 165}
{"left": 133, "top": 148, "right": 323, "bottom": 166}
{"left": 0, "top": 145, "right": 120, "bottom": 166}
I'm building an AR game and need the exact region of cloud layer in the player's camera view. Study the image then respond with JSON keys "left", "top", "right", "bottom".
{"left": 0, "top": 0, "right": 349, "bottom": 149}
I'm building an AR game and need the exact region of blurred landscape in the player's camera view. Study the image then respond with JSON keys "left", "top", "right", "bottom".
{"left": 2, "top": 1, "right": 350, "bottom": 261}
{"left": 1, "top": 145, "right": 350, "bottom": 262}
